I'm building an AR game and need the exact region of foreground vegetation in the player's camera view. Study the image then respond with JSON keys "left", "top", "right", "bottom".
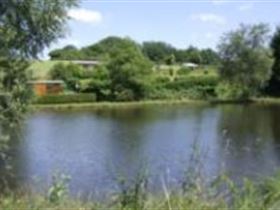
{"left": 3, "top": 172, "right": 280, "bottom": 209}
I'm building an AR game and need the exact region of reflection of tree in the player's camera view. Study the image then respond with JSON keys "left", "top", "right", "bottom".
{"left": 217, "top": 104, "right": 272, "bottom": 152}
{"left": 216, "top": 104, "right": 280, "bottom": 178}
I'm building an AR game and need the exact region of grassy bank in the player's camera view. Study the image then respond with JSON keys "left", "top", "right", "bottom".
{"left": 253, "top": 97, "right": 280, "bottom": 104}
{"left": 32, "top": 99, "right": 209, "bottom": 111}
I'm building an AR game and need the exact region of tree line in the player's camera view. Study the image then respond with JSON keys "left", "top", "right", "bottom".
{"left": 47, "top": 23, "right": 280, "bottom": 100}
{"left": 49, "top": 37, "right": 220, "bottom": 65}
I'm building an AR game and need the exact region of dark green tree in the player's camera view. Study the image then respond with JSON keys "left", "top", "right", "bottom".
{"left": 142, "top": 41, "right": 176, "bottom": 63}
{"left": 217, "top": 24, "right": 272, "bottom": 99}
{"left": 267, "top": 27, "right": 280, "bottom": 95}
{"left": 186, "top": 46, "right": 202, "bottom": 64}
{"left": 49, "top": 45, "right": 81, "bottom": 60}
{"left": 165, "top": 54, "right": 176, "bottom": 65}
{"left": 0, "top": 0, "right": 78, "bottom": 121}
{"left": 107, "top": 38, "right": 152, "bottom": 101}
{"left": 200, "top": 48, "right": 220, "bottom": 65}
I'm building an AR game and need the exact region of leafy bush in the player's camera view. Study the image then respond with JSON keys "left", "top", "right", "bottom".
{"left": 50, "top": 63, "right": 84, "bottom": 91}
{"left": 215, "top": 82, "right": 250, "bottom": 100}
{"left": 48, "top": 173, "right": 70, "bottom": 204}
{"left": 166, "top": 75, "right": 218, "bottom": 90}
{"left": 34, "top": 93, "right": 96, "bottom": 104}
{"left": 177, "top": 67, "right": 191, "bottom": 75}
{"left": 114, "top": 88, "right": 135, "bottom": 101}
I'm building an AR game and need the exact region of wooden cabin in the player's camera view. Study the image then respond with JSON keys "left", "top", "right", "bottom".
{"left": 28, "top": 80, "right": 64, "bottom": 96}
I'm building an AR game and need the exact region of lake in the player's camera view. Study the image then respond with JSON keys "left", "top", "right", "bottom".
{"left": 5, "top": 103, "right": 280, "bottom": 199}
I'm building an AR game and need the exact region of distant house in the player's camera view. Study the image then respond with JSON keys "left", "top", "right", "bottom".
{"left": 28, "top": 80, "right": 64, "bottom": 96}
{"left": 182, "top": 62, "right": 199, "bottom": 69}
{"left": 71, "top": 60, "right": 100, "bottom": 69}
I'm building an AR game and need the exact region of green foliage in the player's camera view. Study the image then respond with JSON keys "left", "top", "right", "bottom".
{"left": 218, "top": 23, "right": 273, "bottom": 99}
{"left": 0, "top": 59, "right": 32, "bottom": 124}
{"left": 82, "top": 36, "right": 142, "bottom": 61}
{"left": 146, "top": 74, "right": 218, "bottom": 100}
{"left": 177, "top": 67, "right": 191, "bottom": 75}
{"left": 267, "top": 27, "right": 280, "bottom": 95}
{"left": 0, "top": 0, "right": 78, "bottom": 58}
{"left": 186, "top": 46, "right": 202, "bottom": 64}
{"left": 200, "top": 48, "right": 220, "bottom": 65}
{"left": 48, "top": 173, "right": 71, "bottom": 204}
{"left": 165, "top": 54, "right": 176, "bottom": 65}
{"left": 215, "top": 82, "right": 250, "bottom": 100}
{"left": 50, "top": 63, "right": 84, "bottom": 91}
{"left": 116, "top": 170, "right": 148, "bottom": 210}
{"left": 142, "top": 41, "right": 176, "bottom": 63}
{"left": 82, "top": 65, "right": 111, "bottom": 101}
{"left": 49, "top": 37, "right": 220, "bottom": 66}
{"left": 167, "top": 75, "right": 218, "bottom": 90}
{"left": 34, "top": 94, "right": 97, "bottom": 104}
{"left": 106, "top": 38, "right": 153, "bottom": 101}
{"left": 49, "top": 45, "right": 82, "bottom": 60}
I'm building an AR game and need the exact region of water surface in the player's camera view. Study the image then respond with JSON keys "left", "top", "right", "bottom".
{"left": 7, "top": 103, "right": 280, "bottom": 198}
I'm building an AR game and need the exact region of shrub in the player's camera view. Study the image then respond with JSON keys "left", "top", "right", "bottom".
{"left": 50, "top": 63, "right": 84, "bottom": 91}
{"left": 177, "top": 67, "right": 191, "bottom": 76}
{"left": 215, "top": 82, "right": 250, "bottom": 100}
{"left": 166, "top": 76, "right": 218, "bottom": 90}
{"left": 34, "top": 93, "right": 96, "bottom": 104}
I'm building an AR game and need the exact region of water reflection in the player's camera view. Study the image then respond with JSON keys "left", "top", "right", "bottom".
{"left": 4, "top": 103, "right": 280, "bottom": 198}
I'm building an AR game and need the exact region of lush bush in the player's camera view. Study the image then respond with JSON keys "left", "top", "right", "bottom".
{"left": 34, "top": 93, "right": 96, "bottom": 104}
{"left": 80, "top": 65, "right": 112, "bottom": 101}
{"left": 177, "top": 67, "right": 191, "bottom": 75}
{"left": 165, "top": 75, "right": 218, "bottom": 90}
{"left": 215, "top": 82, "right": 251, "bottom": 100}
{"left": 50, "top": 63, "right": 84, "bottom": 91}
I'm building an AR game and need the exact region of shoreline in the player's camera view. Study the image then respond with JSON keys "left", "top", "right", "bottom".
{"left": 31, "top": 97, "right": 280, "bottom": 111}
{"left": 31, "top": 99, "right": 208, "bottom": 110}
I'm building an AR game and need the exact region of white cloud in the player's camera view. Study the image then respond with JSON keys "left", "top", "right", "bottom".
{"left": 191, "top": 13, "right": 227, "bottom": 25}
{"left": 238, "top": 3, "right": 254, "bottom": 11}
{"left": 68, "top": 8, "right": 103, "bottom": 25}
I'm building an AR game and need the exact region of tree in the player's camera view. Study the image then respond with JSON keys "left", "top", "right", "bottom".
{"left": 0, "top": 0, "right": 78, "bottom": 188}
{"left": 142, "top": 41, "right": 176, "bottom": 63}
{"left": 86, "top": 65, "right": 111, "bottom": 101}
{"left": 49, "top": 45, "right": 81, "bottom": 60}
{"left": 267, "top": 27, "right": 280, "bottom": 95}
{"left": 165, "top": 54, "right": 176, "bottom": 65}
{"left": 217, "top": 24, "right": 272, "bottom": 100}
{"left": 0, "top": 0, "right": 77, "bottom": 121}
{"left": 0, "top": 0, "right": 77, "bottom": 58}
{"left": 185, "top": 46, "right": 202, "bottom": 64}
{"left": 200, "top": 48, "right": 220, "bottom": 65}
{"left": 81, "top": 36, "right": 142, "bottom": 60}
{"left": 107, "top": 38, "right": 152, "bottom": 101}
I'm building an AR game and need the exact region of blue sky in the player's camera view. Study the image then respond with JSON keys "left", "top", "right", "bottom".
{"left": 44, "top": 0, "right": 280, "bottom": 58}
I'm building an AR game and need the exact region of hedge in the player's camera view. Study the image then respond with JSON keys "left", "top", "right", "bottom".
{"left": 34, "top": 93, "right": 97, "bottom": 104}
{"left": 165, "top": 75, "right": 219, "bottom": 90}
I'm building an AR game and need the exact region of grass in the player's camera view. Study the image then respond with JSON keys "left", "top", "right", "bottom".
{"left": 32, "top": 99, "right": 208, "bottom": 111}
{"left": 3, "top": 172, "right": 280, "bottom": 210}
{"left": 253, "top": 97, "right": 280, "bottom": 104}
{"left": 29, "top": 60, "right": 70, "bottom": 79}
